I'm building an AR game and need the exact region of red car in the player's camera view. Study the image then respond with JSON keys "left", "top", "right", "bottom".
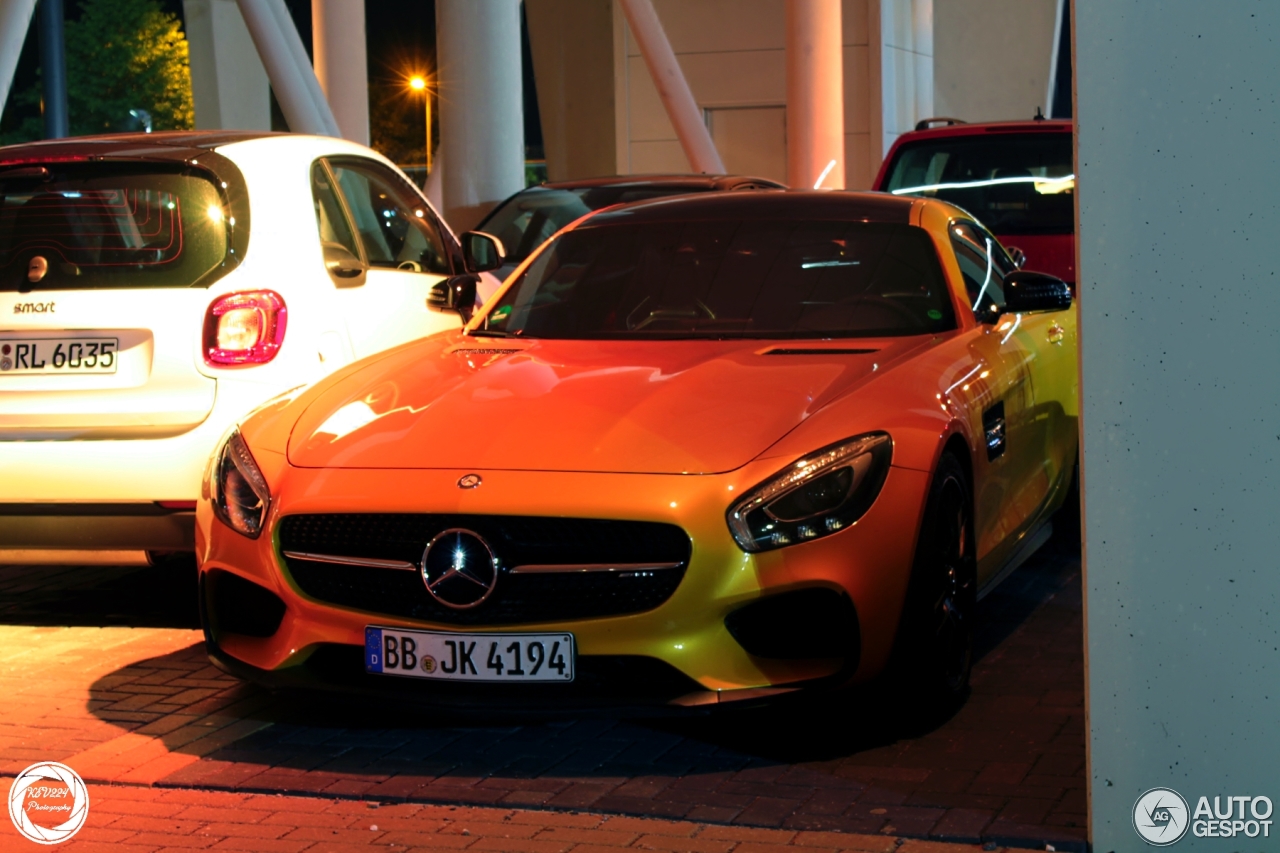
{"left": 873, "top": 117, "right": 1074, "bottom": 285}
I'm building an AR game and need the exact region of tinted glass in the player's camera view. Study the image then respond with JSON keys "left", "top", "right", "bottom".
{"left": 0, "top": 164, "right": 229, "bottom": 291}
{"left": 478, "top": 185, "right": 716, "bottom": 266}
{"left": 328, "top": 159, "right": 451, "bottom": 274}
{"left": 951, "top": 221, "right": 1014, "bottom": 321}
{"left": 311, "top": 162, "right": 359, "bottom": 258}
{"left": 884, "top": 133, "right": 1073, "bottom": 235}
{"left": 481, "top": 220, "right": 955, "bottom": 339}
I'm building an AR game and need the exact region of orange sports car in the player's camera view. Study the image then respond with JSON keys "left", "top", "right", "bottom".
{"left": 196, "top": 191, "right": 1078, "bottom": 712}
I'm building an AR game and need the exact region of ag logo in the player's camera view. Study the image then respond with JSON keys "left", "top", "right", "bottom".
{"left": 1134, "top": 787, "right": 1190, "bottom": 846}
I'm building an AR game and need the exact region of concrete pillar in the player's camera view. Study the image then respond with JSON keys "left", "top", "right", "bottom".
{"left": 0, "top": 0, "right": 37, "bottom": 121}
{"left": 311, "top": 0, "right": 368, "bottom": 145}
{"left": 436, "top": 0, "right": 525, "bottom": 232}
{"left": 618, "top": 0, "right": 723, "bottom": 175}
{"left": 235, "top": 0, "right": 340, "bottom": 136}
{"left": 787, "top": 0, "right": 844, "bottom": 189}
{"left": 183, "top": 0, "right": 270, "bottom": 130}
{"left": 1077, "top": 4, "right": 1280, "bottom": 851}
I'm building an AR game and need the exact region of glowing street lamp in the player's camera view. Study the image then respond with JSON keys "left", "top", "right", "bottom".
{"left": 409, "top": 75, "right": 433, "bottom": 175}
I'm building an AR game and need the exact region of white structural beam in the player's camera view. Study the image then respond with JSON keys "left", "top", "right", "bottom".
{"left": 311, "top": 0, "right": 369, "bottom": 145}
{"left": 0, "top": 0, "right": 36, "bottom": 121}
{"left": 436, "top": 0, "right": 525, "bottom": 232}
{"left": 786, "top": 0, "right": 844, "bottom": 189}
{"left": 618, "top": 0, "right": 724, "bottom": 175}
{"left": 183, "top": 0, "right": 270, "bottom": 130}
{"left": 235, "top": 0, "right": 339, "bottom": 136}
{"left": 267, "top": 0, "right": 339, "bottom": 135}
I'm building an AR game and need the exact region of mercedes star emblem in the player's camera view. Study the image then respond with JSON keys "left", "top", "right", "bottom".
{"left": 457, "top": 473, "right": 482, "bottom": 489}
{"left": 420, "top": 528, "right": 498, "bottom": 609}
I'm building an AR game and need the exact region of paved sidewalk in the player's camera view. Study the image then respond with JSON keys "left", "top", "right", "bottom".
{"left": 55, "top": 784, "right": 1017, "bottom": 852}
{"left": 0, "top": 550, "right": 1085, "bottom": 852}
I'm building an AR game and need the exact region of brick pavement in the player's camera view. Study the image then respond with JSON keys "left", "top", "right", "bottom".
{"left": 0, "top": 548, "right": 1085, "bottom": 852}
{"left": 8, "top": 784, "right": 1026, "bottom": 852}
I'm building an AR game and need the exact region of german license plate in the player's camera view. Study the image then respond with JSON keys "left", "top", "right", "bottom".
{"left": 0, "top": 337, "right": 118, "bottom": 374}
{"left": 365, "top": 626, "right": 574, "bottom": 683}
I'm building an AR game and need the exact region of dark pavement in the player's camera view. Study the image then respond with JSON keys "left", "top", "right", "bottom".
{"left": 0, "top": 541, "right": 1085, "bottom": 852}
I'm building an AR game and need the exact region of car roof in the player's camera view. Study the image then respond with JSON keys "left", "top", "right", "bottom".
{"left": 893, "top": 118, "right": 1073, "bottom": 144}
{"left": 583, "top": 189, "right": 915, "bottom": 226}
{"left": 0, "top": 130, "right": 286, "bottom": 160}
{"left": 538, "top": 173, "right": 786, "bottom": 191}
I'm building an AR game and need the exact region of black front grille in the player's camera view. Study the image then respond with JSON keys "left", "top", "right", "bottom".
{"left": 278, "top": 514, "right": 691, "bottom": 626}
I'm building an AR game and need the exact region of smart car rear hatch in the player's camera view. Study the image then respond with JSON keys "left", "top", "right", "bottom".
{"left": 0, "top": 151, "right": 248, "bottom": 439}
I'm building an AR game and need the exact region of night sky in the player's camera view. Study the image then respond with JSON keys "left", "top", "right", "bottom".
{"left": 0, "top": 0, "right": 542, "bottom": 160}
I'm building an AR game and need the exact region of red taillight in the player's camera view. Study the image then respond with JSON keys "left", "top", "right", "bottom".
{"left": 203, "top": 290, "right": 287, "bottom": 366}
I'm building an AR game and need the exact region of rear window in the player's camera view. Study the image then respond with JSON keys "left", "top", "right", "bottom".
{"left": 479, "top": 219, "right": 955, "bottom": 340}
{"left": 883, "top": 133, "right": 1073, "bottom": 235}
{"left": 478, "top": 185, "right": 713, "bottom": 266}
{"left": 0, "top": 163, "right": 232, "bottom": 291}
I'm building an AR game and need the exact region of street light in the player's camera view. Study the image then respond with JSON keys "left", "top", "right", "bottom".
{"left": 409, "top": 75, "right": 433, "bottom": 176}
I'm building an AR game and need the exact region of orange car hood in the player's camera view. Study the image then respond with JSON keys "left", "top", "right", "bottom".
{"left": 286, "top": 336, "right": 925, "bottom": 474}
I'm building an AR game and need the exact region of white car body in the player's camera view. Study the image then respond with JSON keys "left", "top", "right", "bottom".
{"left": 0, "top": 131, "right": 466, "bottom": 551}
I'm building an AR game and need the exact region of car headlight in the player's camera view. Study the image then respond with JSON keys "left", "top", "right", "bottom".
{"left": 727, "top": 433, "right": 892, "bottom": 552}
{"left": 211, "top": 429, "right": 271, "bottom": 539}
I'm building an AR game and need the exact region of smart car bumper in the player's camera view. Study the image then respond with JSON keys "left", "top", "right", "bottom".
{"left": 0, "top": 379, "right": 286, "bottom": 549}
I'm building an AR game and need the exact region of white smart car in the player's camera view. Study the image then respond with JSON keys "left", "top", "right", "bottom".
{"left": 0, "top": 130, "right": 482, "bottom": 558}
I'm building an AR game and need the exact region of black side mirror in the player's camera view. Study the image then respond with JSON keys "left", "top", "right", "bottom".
{"left": 1003, "top": 270, "right": 1072, "bottom": 314}
{"left": 461, "top": 231, "right": 505, "bottom": 273}
{"left": 429, "top": 274, "right": 479, "bottom": 323}
{"left": 322, "top": 241, "right": 365, "bottom": 287}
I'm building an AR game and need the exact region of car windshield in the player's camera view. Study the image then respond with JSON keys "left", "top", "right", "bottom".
{"left": 478, "top": 185, "right": 718, "bottom": 266}
{"left": 883, "top": 133, "right": 1073, "bottom": 235}
{"left": 478, "top": 219, "right": 955, "bottom": 339}
{"left": 0, "top": 163, "right": 230, "bottom": 291}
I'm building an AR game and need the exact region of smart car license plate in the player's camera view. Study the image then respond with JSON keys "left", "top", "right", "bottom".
{"left": 0, "top": 337, "right": 118, "bottom": 374}
{"left": 365, "top": 627, "right": 575, "bottom": 682}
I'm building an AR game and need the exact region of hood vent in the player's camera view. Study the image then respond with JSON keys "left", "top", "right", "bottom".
{"left": 447, "top": 346, "right": 522, "bottom": 356}
{"left": 761, "top": 347, "right": 879, "bottom": 356}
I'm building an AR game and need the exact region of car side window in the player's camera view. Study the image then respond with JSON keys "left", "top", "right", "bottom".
{"left": 326, "top": 158, "right": 452, "bottom": 274}
{"left": 311, "top": 162, "right": 361, "bottom": 260}
{"left": 951, "top": 221, "right": 1007, "bottom": 323}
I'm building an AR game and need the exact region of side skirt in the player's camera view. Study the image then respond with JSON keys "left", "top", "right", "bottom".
{"left": 977, "top": 519, "right": 1052, "bottom": 601}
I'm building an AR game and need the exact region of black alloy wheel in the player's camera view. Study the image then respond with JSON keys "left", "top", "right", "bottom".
{"left": 893, "top": 452, "right": 976, "bottom": 711}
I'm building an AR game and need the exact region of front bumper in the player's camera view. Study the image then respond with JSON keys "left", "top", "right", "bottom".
{"left": 197, "top": 462, "right": 931, "bottom": 701}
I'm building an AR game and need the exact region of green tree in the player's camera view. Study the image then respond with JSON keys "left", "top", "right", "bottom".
{"left": 2, "top": 0, "right": 192, "bottom": 142}
{"left": 65, "top": 0, "right": 193, "bottom": 134}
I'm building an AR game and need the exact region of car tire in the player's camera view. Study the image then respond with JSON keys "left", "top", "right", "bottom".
{"left": 890, "top": 452, "right": 976, "bottom": 714}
